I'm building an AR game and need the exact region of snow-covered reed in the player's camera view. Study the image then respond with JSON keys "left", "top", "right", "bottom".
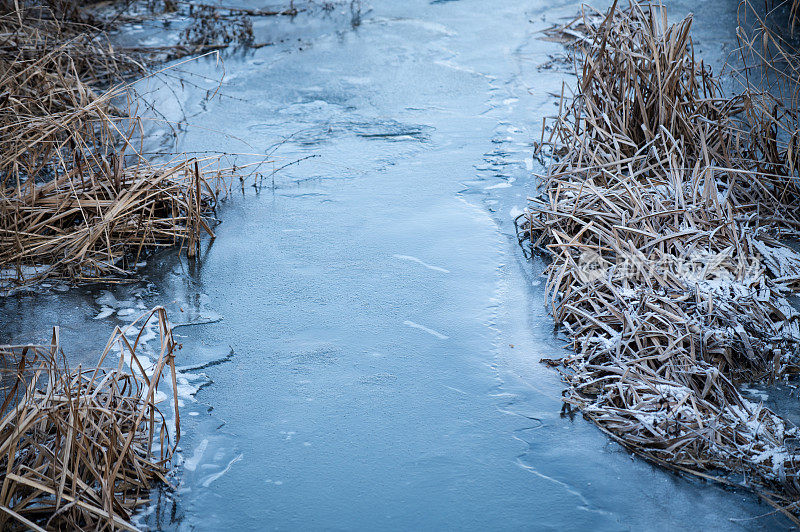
{"left": 519, "top": 1, "right": 800, "bottom": 522}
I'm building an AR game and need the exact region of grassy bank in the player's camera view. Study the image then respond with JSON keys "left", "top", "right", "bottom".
{"left": 518, "top": 0, "right": 800, "bottom": 522}
{"left": 0, "top": 1, "right": 254, "bottom": 528}
{"left": 0, "top": 0, "right": 246, "bottom": 291}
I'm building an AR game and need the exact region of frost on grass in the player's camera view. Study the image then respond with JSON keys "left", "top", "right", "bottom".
{"left": 518, "top": 1, "right": 800, "bottom": 521}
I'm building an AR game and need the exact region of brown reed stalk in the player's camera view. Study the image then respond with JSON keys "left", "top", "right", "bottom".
{"left": 519, "top": 1, "right": 800, "bottom": 522}
{"left": 0, "top": 307, "right": 179, "bottom": 530}
{"left": 0, "top": 1, "right": 236, "bottom": 290}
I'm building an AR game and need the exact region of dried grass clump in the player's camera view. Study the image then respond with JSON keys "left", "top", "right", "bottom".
{"left": 519, "top": 1, "right": 800, "bottom": 521}
{"left": 0, "top": 1, "right": 143, "bottom": 184}
{"left": 183, "top": 5, "right": 254, "bottom": 47}
{"left": 0, "top": 1, "right": 234, "bottom": 290}
{"left": 0, "top": 307, "right": 179, "bottom": 531}
{"left": 1, "top": 157, "right": 228, "bottom": 285}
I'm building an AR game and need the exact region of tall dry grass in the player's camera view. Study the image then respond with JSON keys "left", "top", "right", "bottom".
{"left": 0, "top": 307, "right": 179, "bottom": 530}
{"left": 0, "top": 1, "right": 233, "bottom": 290}
{"left": 519, "top": 0, "right": 800, "bottom": 521}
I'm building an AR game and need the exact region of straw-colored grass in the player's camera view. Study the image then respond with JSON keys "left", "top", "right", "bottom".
{"left": 1, "top": 157, "right": 230, "bottom": 284}
{"left": 0, "top": 307, "right": 179, "bottom": 531}
{"left": 518, "top": 0, "right": 800, "bottom": 522}
{"left": 0, "top": 1, "right": 235, "bottom": 291}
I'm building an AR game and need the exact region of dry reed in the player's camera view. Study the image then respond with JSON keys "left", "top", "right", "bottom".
{"left": 519, "top": 0, "right": 800, "bottom": 522}
{"left": 0, "top": 1, "right": 235, "bottom": 291}
{"left": 0, "top": 307, "right": 179, "bottom": 531}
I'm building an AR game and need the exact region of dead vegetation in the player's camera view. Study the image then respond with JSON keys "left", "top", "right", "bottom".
{"left": 0, "top": 1, "right": 258, "bottom": 527}
{"left": 0, "top": 1, "right": 239, "bottom": 291}
{"left": 0, "top": 0, "right": 286, "bottom": 528}
{"left": 1, "top": 156, "right": 231, "bottom": 284}
{"left": 518, "top": 0, "right": 800, "bottom": 522}
{"left": 0, "top": 307, "right": 179, "bottom": 530}
{"left": 182, "top": 4, "right": 254, "bottom": 47}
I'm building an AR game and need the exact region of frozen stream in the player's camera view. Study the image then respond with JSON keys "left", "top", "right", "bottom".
{"left": 0, "top": 0, "right": 793, "bottom": 529}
